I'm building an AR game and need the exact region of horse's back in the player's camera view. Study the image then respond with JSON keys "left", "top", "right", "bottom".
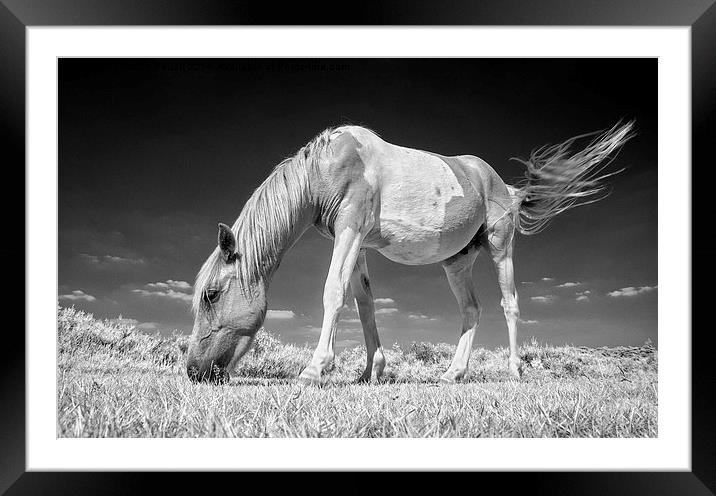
{"left": 337, "top": 127, "right": 498, "bottom": 265}
{"left": 335, "top": 126, "right": 507, "bottom": 198}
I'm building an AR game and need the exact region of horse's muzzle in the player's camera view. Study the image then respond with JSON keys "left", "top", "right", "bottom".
{"left": 186, "top": 361, "right": 229, "bottom": 384}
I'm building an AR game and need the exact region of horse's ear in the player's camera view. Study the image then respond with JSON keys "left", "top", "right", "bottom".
{"left": 217, "top": 223, "right": 237, "bottom": 262}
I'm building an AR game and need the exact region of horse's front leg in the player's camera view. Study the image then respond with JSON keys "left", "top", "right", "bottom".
{"left": 299, "top": 224, "right": 364, "bottom": 385}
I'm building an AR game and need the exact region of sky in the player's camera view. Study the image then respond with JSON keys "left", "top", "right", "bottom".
{"left": 58, "top": 58, "right": 657, "bottom": 351}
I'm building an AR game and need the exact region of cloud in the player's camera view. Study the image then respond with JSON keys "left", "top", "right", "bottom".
{"left": 132, "top": 288, "right": 192, "bottom": 303}
{"left": 266, "top": 309, "right": 295, "bottom": 320}
{"left": 557, "top": 281, "right": 581, "bottom": 288}
{"left": 407, "top": 313, "right": 439, "bottom": 321}
{"left": 59, "top": 290, "right": 96, "bottom": 302}
{"left": 107, "top": 317, "right": 139, "bottom": 326}
{"left": 132, "top": 279, "right": 193, "bottom": 303}
{"left": 541, "top": 277, "right": 554, "bottom": 282}
{"left": 519, "top": 318, "right": 539, "bottom": 325}
{"left": 531, "top": 295, "right": 556, "bottom": 303}
{"left": 136, "top": 322, "right": 161, "bottom": 332}
{"left": 146, "top": 280, "right": 192, "bottom": 292}
{"left": 521, "top": 281, "right": 534, "bottom": 285}
{"left": 341, "top": 304, "right": 358, "bottom": 314}
{"left": 80, "top": 253, "right": 145, "bottom": 266}
{"left": 375, "top": 307, "right": 399, "bottom": 315}
{"left": 575, "top": 290, "right": 591, "bottom": 302}
{"left": 374, "top": 297, "right": 395, "bottom": 306}
{"left": 608, "top": 286, "right": 658, "bottom": 298}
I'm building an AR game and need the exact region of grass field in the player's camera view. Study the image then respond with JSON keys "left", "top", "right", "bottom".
{"left": 57, "top": 306, "right": 657, "bottom": 438}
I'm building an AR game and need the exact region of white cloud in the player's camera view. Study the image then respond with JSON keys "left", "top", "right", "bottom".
{"left": 341, "top": 304, "right": 358, "bottom": 314}
{"left": 146, "top": 280, "right": 192, "bottom": 292}
{"left": 407, "top": 313, "right": 439, "bottom": 321}
{"left": 557, "top": 281, "right": 581, "bottom": 288}
{"left": 107, "top": 317, "right": 139, "bottom": 326}
{"left": 541, "top": 277, "right": 554, "bottom": 282}
{"left": 59, "top": 290, "right": 96, "bottom": 302}
{"left": 375, "top": 307, "right": 399, "bottom": 315}
{"left": 266, "top": 309, "right": 295, "bottom": 320}
{"left": 608, "top": 286, "right": 658, "bottom": 298}
{"left": 135, "top": 322, "right": 160, "bottom": 332}
{"left": 168, "top": 280, "right": 191, "bottom": 291}
{"left": 531, "top": 295, "right": 556, "bottom": 303}
{"left": 575, "top": 290, "right": 591, "bottom": 302}
{"left": 373, "top": 297, "right": 395, "bottom": 306}
{"left": 132, "top": 288, "right": 192, "bottom": 303}
{"left": 519, "top": 318, "right": 539, "bottom": 325}
{"left": 133, "top": 279, "right": 193, "bottom": 304}
{"left": 521, "top": 281, "right": 534, "bottom": 285}
{"left": 80, "top": 253, "right": 145, "bottom": 266}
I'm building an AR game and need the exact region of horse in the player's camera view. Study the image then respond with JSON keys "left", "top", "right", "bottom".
{"left": 185, "top": 122, "right": 634, "bottom": 384}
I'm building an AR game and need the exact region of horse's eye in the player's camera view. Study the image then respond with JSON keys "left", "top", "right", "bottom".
{"left": 204, "top": 289, "right": 220, "bottom": 304}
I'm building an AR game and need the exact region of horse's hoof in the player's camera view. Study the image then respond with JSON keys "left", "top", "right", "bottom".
{"left": 298, "top": 368, "right": 322, "bottom": 386}
{"left": 508, "top": 366, "right": 522, "bottom": 380}
{"left": 439, "top": 375, "right": 457, "bottom": 385}
{"left": 440, "top": 368, "right": 467, "bottom": 384}
{"left": 297, "top": 375, "right": 322, "bottom": 386}
{"left": 354, "top": 373, "right": 371, "bottom": 384}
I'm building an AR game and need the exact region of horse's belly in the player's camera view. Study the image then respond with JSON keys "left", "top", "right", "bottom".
{"left": 372, "top": 217, "right": 479, "bottom": 265}
{"left": 364, "top": 149, "right": 485, "bottom": 265}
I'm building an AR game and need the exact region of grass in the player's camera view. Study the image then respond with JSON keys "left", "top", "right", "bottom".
{"left": 57, "top": 306, "right": 658, "bottom": 438}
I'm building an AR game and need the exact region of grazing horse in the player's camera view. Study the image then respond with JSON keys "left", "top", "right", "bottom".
{"left": 186, "top": 122, "right": 634, "bottom": 384}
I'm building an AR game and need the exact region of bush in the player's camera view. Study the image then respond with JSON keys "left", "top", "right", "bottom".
{"left": 251, "top": 327, "right": 282, "bottom": 355}
{"left": 410, "top": 341, "right": 454, "bottom": 365}
{"left": 58, "top": 306, "right": 183, "bottom": 371}
{"left": 57, "top": 306, "right": 657, "bottom": 386}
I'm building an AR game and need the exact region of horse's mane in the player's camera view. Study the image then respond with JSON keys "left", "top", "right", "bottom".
{"left": 192, "top": 126, "right": 345, "bottom": 314}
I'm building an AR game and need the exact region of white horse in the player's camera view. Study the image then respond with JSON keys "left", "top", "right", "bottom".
{"left": 186, "top": 122, "right": 634, "bottom": 384}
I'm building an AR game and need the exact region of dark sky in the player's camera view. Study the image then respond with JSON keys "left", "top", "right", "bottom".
{"left": 58, "top": 58, "right": 657, "bottom": 351}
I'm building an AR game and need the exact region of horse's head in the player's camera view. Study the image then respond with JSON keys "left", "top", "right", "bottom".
{"left": 186, "top": 223, "right": 266, "bottom": 383}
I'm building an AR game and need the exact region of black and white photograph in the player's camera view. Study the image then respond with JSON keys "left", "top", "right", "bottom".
{"left": 56, "top": 57, "right": 658, "bottom": 439}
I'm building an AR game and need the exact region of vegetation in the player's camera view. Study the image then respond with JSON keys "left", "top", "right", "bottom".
{"left": 57, "top": 306, "right": 657, "bottom": 438}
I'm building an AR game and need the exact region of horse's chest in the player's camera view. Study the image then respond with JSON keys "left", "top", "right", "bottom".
{"left": 366, "top": 150, "right": 484, "bottom": 264}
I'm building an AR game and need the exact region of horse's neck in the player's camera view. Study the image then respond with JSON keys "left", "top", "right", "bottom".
{"left": 259, "top": 202, "right": 317, "bottom": 286}
{"left": 241, "top": 150, "right": 334, "bottom": 288}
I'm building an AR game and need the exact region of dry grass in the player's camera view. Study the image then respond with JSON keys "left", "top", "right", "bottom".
{"left": 57, "top": 306, "right": 657, "bottom": 438}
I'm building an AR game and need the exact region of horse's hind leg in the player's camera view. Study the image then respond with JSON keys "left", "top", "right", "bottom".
{"left": 439, "top": 244, "right": 480, "bottom": 384}
{"left": 349, "top": 249, "right": 386, "bottom": 383}
{"left": 484, "top": 218, "right": 523, "bottom": 379}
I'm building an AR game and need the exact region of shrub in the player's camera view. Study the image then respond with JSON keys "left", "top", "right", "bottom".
{"left": 57, "top": 306, "right": 183, "bottom": 371}
{"left": 410, "top": 341, "right": 454, "bottom": 365}
{"left": 252, "top": 327, "right": 282, "bottom": 355}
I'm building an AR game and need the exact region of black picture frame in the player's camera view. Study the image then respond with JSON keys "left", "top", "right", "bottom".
{"left": 4, "top": 0, "right": 711, "bottom": 494}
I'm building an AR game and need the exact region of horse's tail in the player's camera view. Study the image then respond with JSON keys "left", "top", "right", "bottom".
{"left": 510, "top": 120, "right": 635, "bottom": 236}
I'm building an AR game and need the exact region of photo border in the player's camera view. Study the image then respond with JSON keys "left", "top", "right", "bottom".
{"left": 4, "top": 0, "right": 711, "bottom": 493}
